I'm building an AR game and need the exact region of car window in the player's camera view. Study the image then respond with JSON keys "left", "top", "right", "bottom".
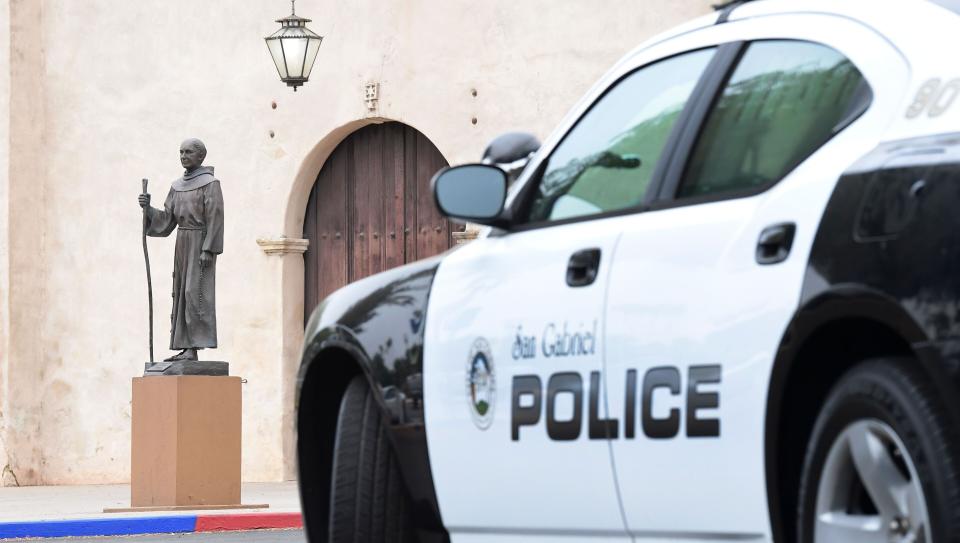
{"left": 678, "top": 40, "right": 868, "bottom": 199}
{"left": 525, "top": 48, "right": 717, "bottom": 224}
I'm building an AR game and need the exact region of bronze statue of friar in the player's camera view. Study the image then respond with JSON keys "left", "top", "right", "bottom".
{"left": 138, "top": 138, "right": 224, "bottom": 363}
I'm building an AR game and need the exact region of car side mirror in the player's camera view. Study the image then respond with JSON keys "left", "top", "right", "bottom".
{"left": 432, "top": 164, "right": 508, "bottom": 225}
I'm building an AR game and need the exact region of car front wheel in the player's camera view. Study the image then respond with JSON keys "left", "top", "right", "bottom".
{"left": 328, "top": 375, "right": 414, "bottom": 543}
{"left": 798, "top": 357, "right": 960, "bottom": 543}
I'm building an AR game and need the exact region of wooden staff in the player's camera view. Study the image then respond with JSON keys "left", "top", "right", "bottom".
{"left": 141, "top": 178, "right": 154, "bottom": 363}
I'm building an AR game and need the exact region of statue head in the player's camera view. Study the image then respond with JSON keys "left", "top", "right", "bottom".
{"left": 180, "top": 138, "right": 207, "bottom": 172}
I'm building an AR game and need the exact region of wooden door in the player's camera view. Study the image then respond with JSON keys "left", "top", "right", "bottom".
{"left": 303, "top": 122, "right": 456, "bottom": 324}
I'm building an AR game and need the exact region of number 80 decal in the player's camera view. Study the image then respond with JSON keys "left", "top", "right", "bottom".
{"left": 907, "top": 78, "right": 960, "bottom": 119}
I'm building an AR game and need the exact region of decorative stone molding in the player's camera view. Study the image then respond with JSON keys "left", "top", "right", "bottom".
{"left": 256, "top": 237, "right": 309, "bottom": 255}
{"left": 452, "top": 230, "right": 480, "bottom": 246}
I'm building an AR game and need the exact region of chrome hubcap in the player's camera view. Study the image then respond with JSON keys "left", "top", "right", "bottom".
{"left": 814, "top": 420, "right": 930, "bottom": 543}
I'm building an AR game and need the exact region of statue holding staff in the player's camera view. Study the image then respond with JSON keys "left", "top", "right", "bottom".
{"left": 138, "top": 138, "right": 224, "bottom": 362}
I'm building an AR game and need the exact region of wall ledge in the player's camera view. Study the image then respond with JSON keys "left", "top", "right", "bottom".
{"left": 452, "top": 230, "right": 480, "bottom": 245}
{"left": 257, "top": 237, "right": 309, "bottom": 255}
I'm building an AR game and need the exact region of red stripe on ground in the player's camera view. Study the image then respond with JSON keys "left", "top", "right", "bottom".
{"left": 194, "top": 513, "right": 303, "bottom": 532}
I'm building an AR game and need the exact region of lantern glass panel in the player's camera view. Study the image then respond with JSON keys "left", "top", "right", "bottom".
{"left": 283, "top": 37, "right": 309, "bottom": 78}
{"left": 304, "top": 38, "right": 322, "bottom": 78}
{"left": 267, "top": 39, "right": 288, "bottom": 78}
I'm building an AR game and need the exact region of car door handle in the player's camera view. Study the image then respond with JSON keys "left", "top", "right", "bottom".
{"left": 756, "top": 223, "right": 796, "bottom": 265}
{"left": 567, "top": 248, "right": 601, "bottom": 287}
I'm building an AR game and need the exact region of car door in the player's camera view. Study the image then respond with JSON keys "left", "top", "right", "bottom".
{"left": 602, "top": 14, "right": 909, "bottom": 540}
{"left": 423, "top": 47, "right": 719, "bottom": 540}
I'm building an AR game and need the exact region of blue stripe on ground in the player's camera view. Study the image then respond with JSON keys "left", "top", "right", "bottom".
{"left": 0, "top": 515, "right": 198, "bottom": 539}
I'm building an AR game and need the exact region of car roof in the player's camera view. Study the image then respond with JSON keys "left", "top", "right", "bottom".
{"left": 629, "top": 0, "right": 960, "bottom": 58}
{"left": 727, "top": 0, "right": 960, "bottom": 36}
{"left": 613, "top": 0, "right": 960, "bottom": 141}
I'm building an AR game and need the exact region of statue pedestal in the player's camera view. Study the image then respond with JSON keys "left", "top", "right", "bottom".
{"left": 128, "top": 376, "right": 245, "bottom": 509}
{"left": 144, "top": 360, "right": 229, "bottom": 376}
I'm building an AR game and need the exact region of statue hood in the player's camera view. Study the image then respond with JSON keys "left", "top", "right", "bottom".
{"left": 173, "top": 166, "right": 217, "bottom": 192}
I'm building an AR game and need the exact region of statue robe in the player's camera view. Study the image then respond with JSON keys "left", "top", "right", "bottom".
{"left": 145, "top": 166, "right": 224, "bottom": 350}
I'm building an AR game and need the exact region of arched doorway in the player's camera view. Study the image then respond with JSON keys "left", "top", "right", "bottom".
{"left": 302, "top": 122, "right": 457, "bottom": 323}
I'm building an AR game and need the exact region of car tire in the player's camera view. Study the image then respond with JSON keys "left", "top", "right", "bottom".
{"left": 797, "top": 357, "right": 960, "bottom": 543}
{"left": 328, "top": 375, "right": 414, "bottom": 543}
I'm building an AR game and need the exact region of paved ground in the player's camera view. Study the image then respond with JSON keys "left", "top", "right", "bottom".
{"left": 3, "top": 528, "right": 306, "bottom": 542}
{"left": 0, "top": 482, "right": 301, "bottom": 522}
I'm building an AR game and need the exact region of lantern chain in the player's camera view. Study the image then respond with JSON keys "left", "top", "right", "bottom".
{"left": 291, "top": 0, "right": 296, "bottom": 15}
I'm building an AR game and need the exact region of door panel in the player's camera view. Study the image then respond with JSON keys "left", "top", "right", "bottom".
{"left": 350, "top": 124, "right": 385, "bottom": 280}
{"left": 423, "top": 224, "right": 625, "bottom": 539}
{"left": 412, "top": 129, "right": 453, "bottom": 260}
{"left": 303, "top": 135, "right": 349, "bottom": 308}
{"left": 423, "top": 47, "right": 720, "bottom": 540}
{"left": 604, "top": 18, "right": 908, "bottom": 540}
{"left": 402, "top": 129, "right": 421, "bottom": 261}
{"left": 605, "top": 197, "right": 778, "bottom": 537}
{"left": 382, "top": 123, "right": 406, "bottom": 272}
{"left": 302, "top": 123, "right": 453, "bottom": 324}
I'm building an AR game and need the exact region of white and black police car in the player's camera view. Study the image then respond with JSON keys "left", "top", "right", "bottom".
{"left": 296, "top": 1, "right": 960, "bottom": 541}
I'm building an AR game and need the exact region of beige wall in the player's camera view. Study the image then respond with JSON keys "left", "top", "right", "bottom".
{"left": 0, "top": 0, "right": 10, "bottom": 486}
{"left": 1, "top": 0, "right": 713, "bottom": 485}
{"left": 5, "top": 0, "right": 47, "bottom": 486}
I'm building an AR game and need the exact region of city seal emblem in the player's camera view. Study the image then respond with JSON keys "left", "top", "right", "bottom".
{"left": 466, "top": 338, "right": 496, "bottom": 430}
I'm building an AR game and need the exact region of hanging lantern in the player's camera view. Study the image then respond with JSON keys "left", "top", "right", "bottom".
{"left": 265, "top": 0, "right": 323, "bottom": 91}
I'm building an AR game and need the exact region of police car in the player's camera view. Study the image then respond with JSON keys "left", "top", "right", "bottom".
{"left": 296, "top": 1, "right": 960, "bottom": 541}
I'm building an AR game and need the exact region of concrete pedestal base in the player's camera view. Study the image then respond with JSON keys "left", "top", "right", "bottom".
{"left": 129, "top": 376, "right": 244, "bottom": 508}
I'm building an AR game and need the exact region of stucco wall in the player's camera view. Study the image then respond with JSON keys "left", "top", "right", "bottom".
{"left": 3, "top": 0, "right": 713, "bottom": 485}
{"left": 0, "top": 0, "right": 10, "bottom": 485}
{"left": 5, "top": 0, "right": 46, "bottom": 486}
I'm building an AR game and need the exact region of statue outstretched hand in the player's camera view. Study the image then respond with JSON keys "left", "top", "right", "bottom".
{"left": 138, "top": 193, "right": 151, "bottom": 208}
